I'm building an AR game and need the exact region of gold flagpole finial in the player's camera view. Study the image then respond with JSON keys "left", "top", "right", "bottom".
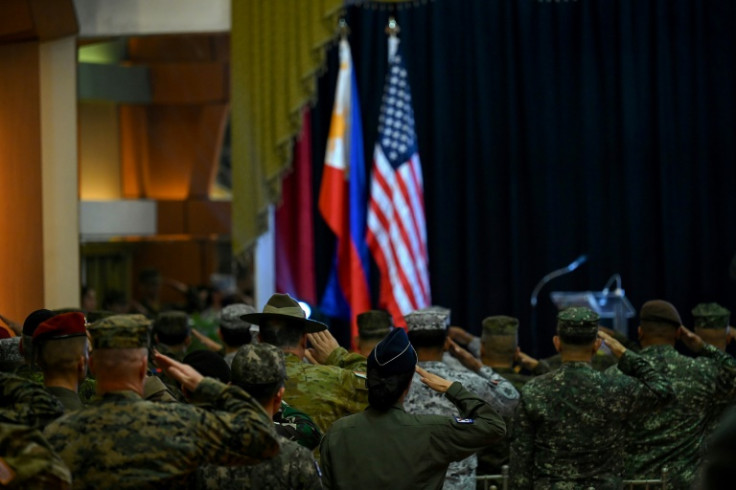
{"left": 385, "top": 17, "right": 400, "bottom": 37}
{"left": 338, "top": 18, "right": 350, "bottom": 39}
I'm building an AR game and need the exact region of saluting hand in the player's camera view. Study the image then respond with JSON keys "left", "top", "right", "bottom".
{"left": 598, "top": 330, "right": 626, "bottom": 359}
{"left": 678, "top": 325, "right": 705, "bottom": 353}
{"left": 153, "top": 351, "right": 203, "bottom": 392}
{"left": 306, "top": 330, "right": 340, "bottom": 365}
{"left": 416, "top": 366, "right": 453, "bottom": 393}
{"left": 447, "top": 338, "right": 483, "bottom": 372}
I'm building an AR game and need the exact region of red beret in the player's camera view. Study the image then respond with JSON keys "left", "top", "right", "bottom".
{"left": 33, "top": 312, "right": 86, "bottom": 342}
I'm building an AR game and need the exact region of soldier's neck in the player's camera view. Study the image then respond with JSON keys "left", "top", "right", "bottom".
{"left": 639, "top": 337, "right": 675, "bottom": 348}
{"left": 415, "top": 347, "right": 443, "bottom": 362}
{"left": 559, "top": 351, "right": 593, "bottom": 363}
{"left": 43, "top": 372, "right": 80, "bottom": 393}
{"left": 481, "top": 355, "right": 513, "bottom": 369}
{"left": 96, "top": 376, "right": 144, "bottom": 396}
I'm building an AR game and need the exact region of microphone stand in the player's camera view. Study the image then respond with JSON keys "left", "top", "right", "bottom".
{"left": 529, "top": 254, "right": 588, "bottom": 356}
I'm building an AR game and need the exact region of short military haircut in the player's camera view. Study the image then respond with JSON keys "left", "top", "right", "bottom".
{"left": 639, "top": 300, "right": 682, "bottom": 338}
{"left": 407, "top": 329, "right": 447, "bottom": 349}
{"left": 36, "top": 337, "right": 88, "bottom": 372}
{"left": 258, "top": 318, "right": 304, "bottom": 349}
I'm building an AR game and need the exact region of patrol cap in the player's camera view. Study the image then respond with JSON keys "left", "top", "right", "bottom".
{"left": 482, "top": 315, "right": 519, "bottom": 336}
{"left": 154, "top": 311, "right": 190, "bottom": 338}
{"left": 367, "top": 328, "right": 418, "bottom": 376}
{"left": 88, "top": 314, "right": 151, "bottom": 349}
{"left": 557, "top": 307, "right": 600, "bottom": 342}
{"left": 640, "top": 300, "right": 682, "bottom": 327}
{"left": 357, "top": 310, "right": 392, "bottom": 339}
{"left": 22, "top": 309, "right": 55, "bottom": 337}
{"left": 220, "top": 304, "right": 256, "bottom": 331}
{"left": 241, "top": 293, "right": 326, "bottom": 333}
{"left": 404, "top": 308, "right": 450, "bottom": 332}
{"left": 692, "top": 302, "right": 730, "bottom": 329}
{"left": 231, "top": 343, "right": 287, "bottom": 386}
{"left": 33, "top": 312, "right": 86, "bottom": 343}
{"left": 183, "top": 350, "right": 231, "bottom": 383}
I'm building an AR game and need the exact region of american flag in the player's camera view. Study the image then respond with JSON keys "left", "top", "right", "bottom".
{"left": 366, "top": 36, "right": 431, "bottom": 327}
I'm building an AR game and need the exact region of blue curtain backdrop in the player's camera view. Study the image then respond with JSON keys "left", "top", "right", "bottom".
{"left": 311, "top": 0, "right": 736, "bottom": 358}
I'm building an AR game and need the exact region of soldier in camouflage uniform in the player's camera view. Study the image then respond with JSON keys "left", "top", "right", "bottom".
{"left": 692, "top": 302, "right": 731, "bottom": 352}
{"left": 274, "top": 401, "right": 323, "bottom": 451}
{"left": 355, "top": 310, "right": 392, "bottom": 357}
{"left": 150, "top": 311, "right": 191, "bottom": 401}
{"left": 510, "top": 307, "right": 675, "bottom": 490}
{"left": 197, "top": 342, "right": 322, "bottom": 489}
{"left": 219, "top": 303, "right": 257, "bottom": 366}
{"left": 0, "top": 423, "right": 71, "bottom": 489}
{"left": 243, "top": 293, "right": 368, "bottom": 432}
{"left": 43, "top": 314, "right": 280, "bottom": 488}
{"left": 1, "top": 371, "right": 64, "bottom": 428}
{"left": 403, "top": 309, "right": 520, "bottom": 490}
{"left": 608, "top": 300, "right": 736, "bottom": 489}
{"left": 0, "top": 337, "right": 24, "bottom": 372}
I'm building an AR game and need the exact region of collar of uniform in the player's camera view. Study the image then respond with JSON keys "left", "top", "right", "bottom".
{"left": 639, "top": 344, "right": 677, "bottom": 356}
{"left": 98, "top": 390, "right": 143, "bottom": 402}
{"left": 560, "top": 361, "right": 593, "bottom": 369}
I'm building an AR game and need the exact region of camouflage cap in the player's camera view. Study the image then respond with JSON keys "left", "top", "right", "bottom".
{"left": 220, "top": 304, "right": 256, "bottom": 331}
{"left": 640, "top": 299, "right": 682, "bottom": 327}
{"left": 88, "top": 314, "right": 151, "bottom": 349}
{"left": 368, "top": 327, "right": 418, "bottom": 376}
{"left": 231, "top": 343, "right": 287, "bottom": 386}
{"left": 482, "top": 315, "right": 519, "bottom": 337}
{"left": 404, "top": 308, "right": 450, "bottom": 332}
{"left": 154, "top": 311, "right": 190, "bottom": 338}
{"left": 557, "top": 307, "right": 600, "bottom": 342}
{"left": 357, "top": 310, "right": 393, "bottom": 339}
{"left": 692, "top": 302, "right": 731, "bottom": 329}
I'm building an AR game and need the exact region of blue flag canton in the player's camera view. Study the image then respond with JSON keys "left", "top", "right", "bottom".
{"left": 377, "top": 52, "right": 418, "bottom": 169}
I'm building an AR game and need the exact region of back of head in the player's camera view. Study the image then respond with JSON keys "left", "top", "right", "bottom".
{"left": 20, "top": 309, "right": 56, "bottom": 363}
{"left": 33, "top": 312, "right": 88, "bottom": 373}
{"left": 481, "top": 315, "right": 519, "bottom": 363}
{"left": 154, "top": 311, "right": 191, "bottom": 346}
{"left": 357, "top": 310, "right": 393, "bottom": 341}
{"left": 692, "top": 302, "right": 730, "bottom": 330}
{"left": 87, "top": 314, "right": 151, "bottom": 378}
{"left": 556, "top": 307, "right": 599, "bottom": 347}
{"left": 182, "top": 350, "right": 231, "bottom": 383}
{"left": 367, "top": 328, "right": 418, "bottom": 410}
{"left": 245, "top": 293, "right": 327, "bottom": 349}
{"left": 405, "top": 309, "right": 449, "bottom": 350}
{"left": 639, "top": 300, "right": 682, "bottom": 341}
{"left": 219, "top": 304, "right": 256, "bottom": 347}
{"left": 231, "top": 343, "right": 287, "bottom": 405}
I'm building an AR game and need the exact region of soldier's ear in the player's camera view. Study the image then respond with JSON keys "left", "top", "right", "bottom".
{"left": 552, "top": 336, "right": 561, "bottom": 353}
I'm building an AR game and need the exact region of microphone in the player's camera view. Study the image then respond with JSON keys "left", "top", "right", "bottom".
{"left": 567, "top": 254, "right": 588, "bottom": 272}
{"left": 530, "top": 254, "right": 589, "bottom": 307}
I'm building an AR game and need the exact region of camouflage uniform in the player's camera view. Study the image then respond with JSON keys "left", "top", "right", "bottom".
{"left": 0, "top": 337, "right": 24, "bottom": 372}
{"left": 283, "top": 347, "right": 368, "bottom": 432}
{"left": 510, "top": 307, "right": 674, "bottom": 490}
{"left": 197, "top": 434, "right": 322, "bottom": 490}
{"left": 275, "top": 401, "right": 323, "bottom": 450}
{"left": 1, "top": 372, "right": 64, "bottom": 428}
{"left": 609, "top": 343, "right": 736, "bottom": 488}
{"left": 43, "top": 314, "right": 280, "bottom": 488}
{"left": 0, "top": 422, "right": 71, "bottom": 489}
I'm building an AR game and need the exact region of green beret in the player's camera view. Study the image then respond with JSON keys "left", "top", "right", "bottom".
{"left": 482, "top": 316, "right": 519, "bottom": 336}
{"left": 692, "top": 302, "right": 730, "bottom": 329}
{"left": 357, "top": 310, "right": 393, "bottom": 339}
{"left": 557, "top": 307, "right": 599, "bottom": 342}
{"left": 88, "top": 314, "right": 151, "bottom": 349}
{"left": 231, "top": 343, "right": 287, "bottom": 386}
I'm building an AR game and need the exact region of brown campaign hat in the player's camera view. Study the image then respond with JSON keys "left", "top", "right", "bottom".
{"left": 240, "top": 293, "right": 326, "bottom": 333}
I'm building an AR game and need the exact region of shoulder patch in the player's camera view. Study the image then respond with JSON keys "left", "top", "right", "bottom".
{"left": 454, "top": 417, "right": 475, "bottom": 424}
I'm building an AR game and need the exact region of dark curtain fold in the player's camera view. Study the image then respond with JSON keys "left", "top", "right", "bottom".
{"left": 311, "top": 0, "right": 736, "bottom": 357}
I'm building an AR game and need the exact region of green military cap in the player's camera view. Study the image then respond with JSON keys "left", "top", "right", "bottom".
{"left": 154, "top": 311, "right": 190, "bottom": 338}
{"left": 220, "top": 304, "right": 256, "bottom": 331}
{"left": 405, "top": 306, "right": 450, "bottom": 332}
{"left": 482, "top": 315, "right": 519, "bottom": 336}
{"left": 357, "top": 310, "right": 393, "bottom": 339}
{"left": 557, "top": 307, "right": 599, "bottom": 342}
{"left": 88, "top": 314, "right": 151, "bottom": 349}
{"left": 692, "top": 302, "right": 731, "bottom": 329}
{"left": 231, "top": 343, "right": 287, "bottom": 386}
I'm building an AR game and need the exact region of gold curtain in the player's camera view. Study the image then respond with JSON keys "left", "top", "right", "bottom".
{"left": 231, "top": 0, "right": 344, "bottom": 255}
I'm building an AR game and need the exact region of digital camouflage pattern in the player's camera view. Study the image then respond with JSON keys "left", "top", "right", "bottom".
{"left": 0, "top": 422, "right": 71, "bottom": 489}
{"left": 692, "top": 302, "right": 730, "bottom": 329}
{"left": 196, "top": 435, "right": 322, "bottom": 490}
{"left": 231, "top": 343, "right": 286, "bottom": 385}
{"left": 320, "top": 382, "right": 506, "bottom": 490}
{"left": 510, "top": 351, "right": 674, "bottom": 490}
{"left": 43, "top": 378, "right": 280, "bottom": 488}
{"left": 608, "top": 344, "right": 736, "bottom": 489}
{"left": 274, "top": 401, "right": 323, "bottom": 450}
{"left": 282, "top": 347, "right": 368, "bottom": 432}
{"left": 220, "top": 304, "right": 256, "bottom": 331}
{"left": 556, "top": 307, "right": 599, "bottom": 341}
{"left": 404, "top": 360, "right": 519, "bottom": 490}
{"left": 88, "top": 314, "right": 151, "bottom": 350}
{"left": 0, "top": 337, "right": 24, "bottom": 372}
{"left": 0, "top": 372, "right": 64, "bottom": 428}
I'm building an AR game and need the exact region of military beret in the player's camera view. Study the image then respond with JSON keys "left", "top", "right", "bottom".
{"left": 183, "top": 350, "right": 231, "bottom": 383}
{"left": 367, "top": 327, "right": 417, "bottom": 376}
{"left": 33, "top": 312, "right": 86, "bottom": 343}
{"left": 640, "top": 300, "right": 682, "bottom": 327}
{"left": 88, "top": 314, "right": 151, "bottom": 349}
{"left": 404, "top": 308, "right": 450, "bottom": 332}
{"left": 154, "top": 311, "right": 190, "bottom": 337}
{"left": 692, "top": 302, "right": 730, "bottom": 329}
{"left": 482, "top": 315, "right": 519, "bottom": 336}
{"left": 22, "top": 309, "right": 55, "bottom": 337}
{"left": 220, "top": 304, "right": 256, "bottom": 331}
{"left": 241, "top": 293, "right": 326, "bottom": 333}
{"left": 557, "top": 307, "right": 599, "bottom": 341}
{"left": 231, "top": 343, "right": 287, "bottom": 386}
{"left": 357, "top": 310, "right": 393, "bottom": 339}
